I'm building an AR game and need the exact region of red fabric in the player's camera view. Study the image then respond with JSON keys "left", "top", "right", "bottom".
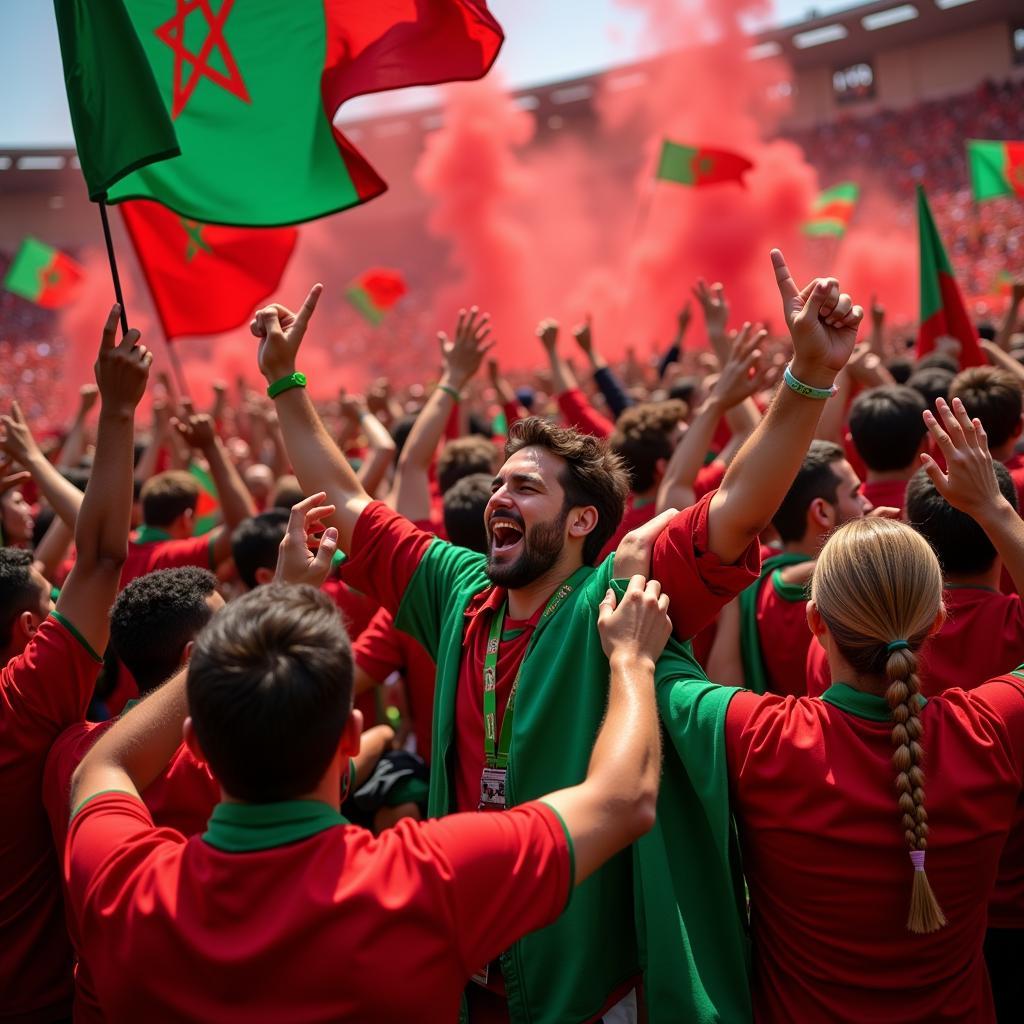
{"left": 693, "top": 146, "right": 753, "bottom": 186}
{"left": 66, "top": 793, "right": 568, "bottom": 1022}
{"left": 859, "top": 478, "right": 908, "bottom": 514}
{"left": 754, "top": 575, "right": 812, "bottom": 698}
{"left": 1002, "top": 452, "right": 1024, "bottom": 512}
{"left": 556, "top": 388, "right": 614, "bottom": 439}
{"left": 353, "top": 606, "right": 437, "bottom": 762}
{"left": 322, "top": 577, "right": 380, "bottom": 640}
{"left": 120, "top": 534, "right": 213, "bottom": 591}
{"left": 842, "top": 429, "right": 869, "bottom": 485}
{"left": 917, "top": 275, "right": 985, "bottom": 367}
{"left": 0, "top": 617, "right": 100, "bottom": 1022}
{"left": 37, "top": 250, "right": 84, "bottom": 309}
{"left": 597, "top": 497, "right": 656, "bottom": 564}
{"left": 354, "top": 268, "right": 406, "bottom": 309}
{"left": 725, "top": 677, "right": 1024, "bottom": 1023}
{"left": 322, "top": 0, "right": 504, "bottom": 201}
{"left": 121, "top": 200, "right": 298, "bottom": 340}
{"left": 1006, "top": 141, "right": 1024, "bottom": 198}
{"left": 694, "top": 460, "right": 727, "bottom": 501}
{"left": 43, "top": 725, "right": 219, "bottom": 1024}
{"left": 106, "top": 659, "right": 139, "bottom": 717}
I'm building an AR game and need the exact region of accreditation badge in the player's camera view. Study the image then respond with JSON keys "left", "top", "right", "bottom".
{"left": 478, "top": 766, "right": 507, "bottom": 810}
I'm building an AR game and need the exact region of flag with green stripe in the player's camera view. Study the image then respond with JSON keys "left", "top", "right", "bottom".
{"left": 3, "top": 238, "right": 84, "bottom": 308}
{"left": 345, "top": 268, "right": 407, "bottom": 325}
{"left": 803, "top": 182, "right": 859, "bottom": 237}
{"left": 967, "top": 140, "right": 1024, "bottom": 202}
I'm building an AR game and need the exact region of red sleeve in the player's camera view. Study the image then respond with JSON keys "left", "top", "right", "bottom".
{"left": 556, "top": 388, "right": 614, "bottom": 439}
{"left": 353, "top": 607, "right": 407, "bottom": 683}
{"left": 65, "top": 792, "right": 185, "bottom": 929}
{"left": 694, "top": 460, "right": 727, "bottom": 500}
{"left": 503, "top": 400, "right": 527, "bottom": 432}
{"left": 0, "top": 615, "right": 101, "bottom": 741}
{"left": 398, "top": 801, "right": 572, "bottom": 975}
{"left": 651, "top": 490, "right": 761, "bottom": 641}
{"left": 805, "top": 641, "right": 830, "bottom": 697}
{"left": 339, "top": 502, "right": 435, "bottom": 616}
{"left": 970, "top": 675, "right": 1024, "bottom": 768}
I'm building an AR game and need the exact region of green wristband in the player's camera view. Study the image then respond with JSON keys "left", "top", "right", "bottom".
{"left": 267, "top": 372, "right": 307, "bottom": 399}
{"left": 438, "top": 383, "right": 461, "bottom": 402}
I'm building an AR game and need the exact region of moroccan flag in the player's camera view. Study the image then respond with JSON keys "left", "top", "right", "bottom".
{"left": 655, "top": 141, "right": 752, "bottom": 188}
{"left": 189, "top": 462, "right": 221, "bottom": 536}
{"left": 916, "top": 186, "right": 984, "bottom": 367}
{"left": 345, "top": 268, "right": 407, "bottom": 324}
{"left": 104, "top": 1, "right": 503, "bottom": 226}
{"left": 53, "top": 0, "right": 180, "bottom": 200}
{"left": 2, "top": 238, "right": 84, "bottom": 308}
{"left": 121, "top": 199, "right": 297, "bottom": 340}
{"left": 803, "top": 182, "right": 859, "bottom": 237}
{"left": 967, "top": 140, "right": 1024, "bottom": 202}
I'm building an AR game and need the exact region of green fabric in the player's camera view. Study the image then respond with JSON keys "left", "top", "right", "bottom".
{"left": 70, "top": 788, "right": 139, "bottom": 821}
{"left": 345, "top": 283, "right": 385, "bottom": 325}
{"left": 188, "top": 461, "right": 221, "bottom": 536}
{"left": 738, "top": 553, "right": 811, "bottom": 696}
{"left": 538, "top": 800, "right": 576, "bottom": 912}
{"left": 3, "top": 238, "right": 56, "bottom": 302}
{"left": 656, "top": 141, "right": 696, "bottom": 185}
{"left": 821, "top": 682, "right": 927, "bottom": 722}
{"left": 53, "top": 0, "right": 180, "bottom": 201}
{"left": 815, "top": 182, "right": 859, "bottom": 204}
{"left": 803, "top": 218, "right": 848, "bottom": 238}
{"left": 132, "top": 525, "right": 173, "bottom": 544}
{"left": 49, "top": 609, "right": 102, "bottom": 663}
{"left": 917, "top": 185, "right": 952, "bottom": 321}
{"left": 396, "top": 542, "right": 749, "bottom": 1024}
{"left": 967, "top": 140, "right": 1012, "bottom": 201}
{"left": 106, "top": 1, "right": 358, "bottom": 225}
{"left": 203, "top": 799, "right": 346, "bottom": 852}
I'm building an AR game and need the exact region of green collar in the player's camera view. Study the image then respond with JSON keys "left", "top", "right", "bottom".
{"left": 203, "top": 799, "right": 347, "bottom": 853}
{"left": 133, "top": 525, "right": 174, "bottom": 545}
{"left": 821, "top": 682, "right": 927, "bottom": 723}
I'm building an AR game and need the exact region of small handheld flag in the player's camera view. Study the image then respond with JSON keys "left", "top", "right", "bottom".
{"left": 967, "top": 140, "right": 1024, "bottom": 202}
{"left": 655, "top": 141, "right": 752, "bottom": 188}
{"left": 803, "top": 183, "right": 859, "bottom": 237}
{"left": 345, "top": 269, "right": 407, "bottom": 325}
{"left": 2, "top": 239, "right": 84, "bottom": 308}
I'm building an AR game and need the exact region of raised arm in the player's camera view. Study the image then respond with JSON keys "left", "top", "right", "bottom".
{"left": 391, "top": 308, "right": 493, "bottom": 522}
{"left": 922, "top": 396, "right": 1024, "bottom": 597}
{"left": 573, "top": 316, "right": 633, "bottom": 418}
{"left": 342, "top": 397, "right": 396, "bottom": 499}
{"left": 172, "top": 412, "right": 257, "bottom": 566}
{"left": 540, "top": 319, "right": 615, "bottom": 438}
{"left": 56, "top": 385, "right": 98, "bottom": 470}
{"left": 705, "top": 250, "right": 861, "bottom": 564}
{"left": 57, "top": 305, "right": 151, "bottom": 655}
{"left": 540, "top": 575, "right": 669, "bottom": 883}
{"left": 995, "top": 281, "right": 1023, "bottom": 353}
{"left": 251, "top": 285, "right": 370, "bottom": 552}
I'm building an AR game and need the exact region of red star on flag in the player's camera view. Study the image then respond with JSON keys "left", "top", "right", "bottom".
{"left": 155, "top": 0, "right": 251, "bottom": 119}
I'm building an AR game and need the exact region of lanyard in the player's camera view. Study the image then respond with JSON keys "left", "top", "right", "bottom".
{"left": 482, "top": 567, "right": 589, "bottom": 769}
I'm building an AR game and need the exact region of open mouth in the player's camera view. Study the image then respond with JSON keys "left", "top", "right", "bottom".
{"left": 489, "top": 516, "right": 524, "bottom": 553}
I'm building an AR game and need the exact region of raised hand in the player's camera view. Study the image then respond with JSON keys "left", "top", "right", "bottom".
{"left": 439, "top": 306, "right": 494, "bottom": 390}
{"left": 274, "top": 491, "right": 339, "bottom": 587}
{"left": 250, "top": 283, "right": 323, "bottom": 383}
{"left": 0, "top": 401, "right": 43, "bottom": 467}
{"left": 78, "top": 384, "right": 99, "bottom": 417}
{"left": 613, "top": 507, "right": 678, "bottom": 579}
{"left": 536, "top": 318, "right": 559, "bottom": 354}
{"left": 771, "top": 248, "right": 861, "bottom": 389}
{"left": 95, "top": 304, "right": 152, "bottom": 415}
{"left": 338, "top": 394, "right": 366, "bottom": 424}
{"left": 692, "top": 279, "right": 729, "bottom": 337}
{"left": 710, "top": 322, "right": 772, "bottom": 409}
{"left": 921, "top": 397, "right": 1005, "bottom": 520}
{"left": 572, "top": 315, "right": 593, "bottom": 355}
{"left": 676, "top": 301, "right": 692, "bottom": 337}
{"left": 870, "top": 294, "right": 885, "bottom": 331}
{"left": 597, "top": 575, "right": 672, "bottom": 667}
{"left": 172, "top": 412, "right": 217, "bottom": 452}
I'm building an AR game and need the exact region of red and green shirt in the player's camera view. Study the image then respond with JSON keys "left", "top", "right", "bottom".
{"left": 66, "top": 793, "right": 571, "bottom": 1022}
{"left": 0, "top": 614, "right": 101, "bottom": 1022}
{"left": 725, "top": 676, "right": 1024, "bottom": 1023}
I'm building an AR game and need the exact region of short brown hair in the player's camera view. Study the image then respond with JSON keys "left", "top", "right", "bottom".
{"left": 505, "top": 417, "right": 629, "bottom": 565}
{"left": 437, "top": 436, "right": 497, "bottom": 495}
{"left": 949, "top": 367, "right": 1023, "bottom": 448}
{"left": 609, "top": 400, "right": 686, "bottom": 494}
{"left": 139, "top": 471, "right": 200, "bottom": 528}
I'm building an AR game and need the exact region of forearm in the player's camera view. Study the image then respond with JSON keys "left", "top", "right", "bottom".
{"left": 273, "top": 387, "right": 369, "bottom": 551}
{"left": 657, "top": 397, "right": 723, "bottom": 513}
{"left": 201, "top": 438, "right": 256, "bottom": 529}
{"left": 24, "top": 451, "right": 84, "bottom": 530}
{"left": 996, "top": 299, "right": 1022, "bottom": 353}
{"left": 75, "top": 409, "right": 134, "bottom": 567}
{"left": 593, "top": 364, "right": 633, "bottom": 418}
{"left": 33, "top": 517, "right": 74, "bottom": 584}
{"left": 547, "top": 350, "right": 577, "bottom": 396}
{"left": 133, "top": 427, "right": 164, "bottom": 484}
{"left": 981, "top": 341, "right": 1024, "bottom": 385}
{"left": 356, "top": 411, "right": 396, "bottom": 498}
{"left": 709, "top": 380, "right": 829, "bottom": 562}
{"left": 556, "top": 388, "right": 614, "bottom": 438}
{"left": 723, "top": 398, "right": 759, "bottom": 441}
{"left": 393, "top": 386, "right": 456, "bottom": 520}
{"left": 70, "top": 669, "right": 189, "bottom": 810}
{"left": 56, "top": 412, "right": 90, "bottom": 470}
{"left": 657, "top": 333, "right": 682, "bottom": 380}
{"left": 978, "top": 499, "right": 1024, "bottom": 598}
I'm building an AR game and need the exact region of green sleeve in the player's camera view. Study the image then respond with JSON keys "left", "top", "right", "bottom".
{"left": 394, "top": 538, "right": 489, "bottom": 661}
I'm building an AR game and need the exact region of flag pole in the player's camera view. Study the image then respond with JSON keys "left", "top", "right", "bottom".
{"left": 98, "top": 198, "right": 130, "bottom": 335}
{"left": 164, "top": 338, "right": 192, "bottom": 401}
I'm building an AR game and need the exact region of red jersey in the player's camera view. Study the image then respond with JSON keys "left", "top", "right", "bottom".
{"left": 694, "top": 460, "right": 727, "bottom": 501}
{"left": 753, "top": 568, "right": 813, "bottom": 698}
{"left": 725, "top": 677, "right": 1024, "bottom": 1023}
{"left": 66, "top": 792, "right": 571, "bottom": 1023}
{"left": 859, "top": 477, "right": 909, "bottom": 513}
{"left": 342, "top": 494, "right": 758, "bottom": 817}
{"left": 1002, "top": 451, "right": 1024, "bottom": 511}
{"left": 556, "top": 387, "right": 614, "bottom": 439}
{"left": 0, "top": 614, "right": 101, "bottom": 1022}
{"left": 44, "top": 720, "right": 219, "bottom": 1024}
{"left": 353, "top": 606, "right": 437, "bottom": 762}
{"left": 597, "top": 495, "right": 656, "bottom": 564}
{"left": 119, "top": 528, "right": 214, "bottom": 590}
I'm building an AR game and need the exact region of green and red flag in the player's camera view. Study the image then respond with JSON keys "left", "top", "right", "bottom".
{"left": 102, "top": 1, "right": 503, "bottom": 226}
{"left": 53, "top": 0, "right": 180, "bottom": 200}
{"left": 188, "top": 462, "right": 221, "bottom": 536}
{"left": 345, "top": 268, "right": 407, "bottom": 325}
{"left": 655, "top": 141, "right": 753, "bottom": 188}
{"left": 916, "top": 186, "right": 984, "bottom": 366}
{"left": 121, "top": 199, "right": 297, "bottom": 340}
{"left": 803, "top": 182, "right": 859, "bottom": 237}
{"left": 2, "top": 238, "right": 84, "bottom": 308}
{"left": 967, "top": 140, "right": 1024, "bottom": 202}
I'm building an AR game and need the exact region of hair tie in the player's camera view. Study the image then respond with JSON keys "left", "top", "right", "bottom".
{"left": 910, "top": 849, "right": 926, "bottom": 872}
{"left": 886, "top": 640, "right": 911, "bottom": 654}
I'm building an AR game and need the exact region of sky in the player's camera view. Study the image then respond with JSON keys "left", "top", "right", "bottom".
{"left": 0, "top": 0, "right": 861, "bottom": 148}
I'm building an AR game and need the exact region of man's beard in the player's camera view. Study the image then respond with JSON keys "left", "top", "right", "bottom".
{"left": 486, "top": 509, "right": 567, "bottom": 590}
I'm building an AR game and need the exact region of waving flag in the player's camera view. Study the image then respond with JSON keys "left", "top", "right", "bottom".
{"left": 656, "top": 141, "right": 752, "bottom": 188}
{"left": 804, "top": 183, "right": 859, "bottom": 238}
{"left": 345, "top": 268, "right": 407, "bottom": 325}
{"left": 3, "top": 238, "right": 83, "bottom": 308}
{"left": 967, "top": 140, "right": 1024, "bottom": 202}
